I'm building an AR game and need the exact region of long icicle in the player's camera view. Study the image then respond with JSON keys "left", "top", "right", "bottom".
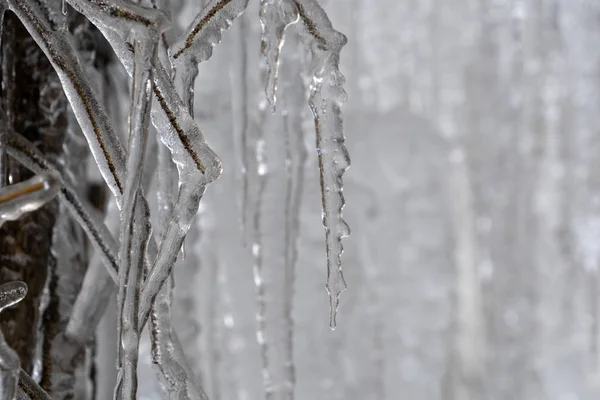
{"left": 290, "top": 0, "right": 350, "bottom": 329}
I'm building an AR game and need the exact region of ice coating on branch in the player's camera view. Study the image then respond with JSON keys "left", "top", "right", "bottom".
{"left": 0, "top": 171, "right": 60, "bottom": 227}
{"left": 0, "top": 281, "right": 27, "bottom": 312}
{"left": 168, "top": 0, "right": 250, "bottom": 65}
{"left": 286, "top": 0, "right": 350, "bottom": 329}
{"left": 259, "top": 0, "right": 299, "bottom": 109}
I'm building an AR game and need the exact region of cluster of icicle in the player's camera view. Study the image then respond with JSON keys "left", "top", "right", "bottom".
{"left": 0, "top": 0, "right": 350, "bottom": 398}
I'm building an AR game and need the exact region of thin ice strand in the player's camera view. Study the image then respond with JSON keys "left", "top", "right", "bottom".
{"left": 252, "top": 112, "right": 270, "bottom": 397}
{"left": 230, "top": 14, "right": 251, "bottom": 242}
{"left": 280, "top": 39, "right": 307, "bottom": 395}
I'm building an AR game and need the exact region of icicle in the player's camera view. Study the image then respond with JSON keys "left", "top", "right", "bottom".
{"left": 0, "top": 170, "right": 60, "bottom": 227}
{"left": 290, "top": 0, "right": 351, "bottom": 329}
{"left": 259, "top": 0, "right": 299, "bottom": 110}
{"left": 115, "top": 36, "right": 156, "bottom": 400}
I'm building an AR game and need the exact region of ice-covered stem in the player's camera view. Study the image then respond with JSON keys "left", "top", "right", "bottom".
{"left": 18, "top": 369, "right": 51, "bottom": 400}
{"left": 259, "top": 0, "right": 299, "bottom": 109}
{"left": 289, "top": 0, "right": 350, "bottom": 329}
{"left": 168, "top": 0, "right": 250, "bottom": 65}
{"left": 0, "top": 170, "right": 60, "bottom": 227}
{"left": 167, "top": 0, "right": 250, "bottom": 117}
{"left": 115, "top": 36, "right": 157, "bottom": 400}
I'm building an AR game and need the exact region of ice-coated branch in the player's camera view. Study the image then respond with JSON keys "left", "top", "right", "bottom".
{"left": 168, "top": 0, "right": 250, "bottom": 64}
{"left": 259, "top": 0, "right": 299, "bottom": 109}
{"left": 67, "top": 5, "right": 223, "bottom": 333}
{"left": 0, "top": 170, "right": 60, "bottom": 227}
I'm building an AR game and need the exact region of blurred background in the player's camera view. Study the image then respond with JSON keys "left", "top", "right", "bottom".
{"left": 11, "top": 0, "right": 599, "bottom": 399}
